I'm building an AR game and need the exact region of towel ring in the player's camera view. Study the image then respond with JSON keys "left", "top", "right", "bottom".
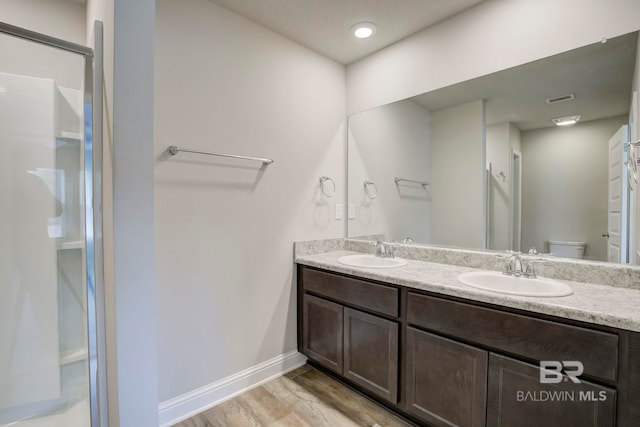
{"left": 319, "top": 176, "right": 336, "bottom": 197}
{"left": 363, "top": 181, "right": 378, "bottom": 199}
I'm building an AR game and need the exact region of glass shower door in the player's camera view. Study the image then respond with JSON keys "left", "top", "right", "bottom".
{"left": 0, "top": 25, "right": 97, "bottom": 427}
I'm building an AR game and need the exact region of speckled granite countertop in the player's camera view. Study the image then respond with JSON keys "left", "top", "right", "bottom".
{"left": 296, "top": 250, "right": 640, "bottom": 333}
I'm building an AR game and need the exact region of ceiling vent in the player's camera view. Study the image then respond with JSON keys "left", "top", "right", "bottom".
{"left": 546, "top": 94, "right": 575, "bottom": 104}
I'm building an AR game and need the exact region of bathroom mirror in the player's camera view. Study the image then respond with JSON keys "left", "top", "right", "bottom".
{"left": 347, "top": 30, "right": 640, "bottom": 264}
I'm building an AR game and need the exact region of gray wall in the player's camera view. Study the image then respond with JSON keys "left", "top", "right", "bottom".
{"left": 521, "top": 116, "right": 628, "bottom": 261}
{"left": 154, "top": 0, "right": 346, "bottom": 403}
{"left": 430, "top": 100, "right": 485, "bottom": 248}
{"left": 348, "top": 100, "right": 431, "bottom": 242}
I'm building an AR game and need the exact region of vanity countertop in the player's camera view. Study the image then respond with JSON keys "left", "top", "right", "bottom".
{"left": 296, "top": 250, "right": 640, "bottom": 333}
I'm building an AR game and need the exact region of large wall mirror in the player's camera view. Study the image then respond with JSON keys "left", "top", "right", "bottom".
{"left": 347, "top": 30, "right": 640, "bottom": 264}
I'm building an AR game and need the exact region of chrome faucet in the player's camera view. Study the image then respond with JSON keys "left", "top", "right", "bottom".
{"left": 375, "top": 241, "right": 397, "bottom": 258}
{"left": 504, "top": 252, "right": 524, "bottom": 276}
{"left": 497, "top": 250, "right": 545, "bottom": 278}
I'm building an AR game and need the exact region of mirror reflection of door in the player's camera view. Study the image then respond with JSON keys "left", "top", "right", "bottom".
{"left": 607, "top": 125, "right": 630, "bottom": 262}
{"left": 511, "top": 150, "right": 522, "bottom": 252}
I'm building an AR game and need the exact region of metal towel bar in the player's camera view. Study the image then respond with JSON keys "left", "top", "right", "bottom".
{"left": 167, "top": 145, "right": 274, "bottom": 165}
{"left": 394, "top": 177, "right": 429, "bottom": 187}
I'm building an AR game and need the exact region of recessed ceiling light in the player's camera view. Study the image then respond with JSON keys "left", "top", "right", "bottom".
{"left": 552, "top": 115, "right": 582, "bottom": 126}
{"left": 351, "top": 22, "right": 377, "bottom": 39}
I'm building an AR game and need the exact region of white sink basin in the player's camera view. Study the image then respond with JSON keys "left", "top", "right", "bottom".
{"left": 457, "top": 271, "right": 573, "bottom": 297}
{"left": 337, "top": 254, "right": 408, "bottom": 269}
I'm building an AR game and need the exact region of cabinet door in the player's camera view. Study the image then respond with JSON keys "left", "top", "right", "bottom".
{"left": 404, "top": 327, "right": 487, "bottom": 427}
{"left": 487, "top": 353, "right": 616, "bottom": 427}
{"left": 344, "top": 307, "right": 399, "bottom": 404}
{"left": 302, "top": 294, "right": 343, "bottom": 374}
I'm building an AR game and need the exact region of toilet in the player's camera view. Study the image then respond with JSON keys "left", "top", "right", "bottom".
{"left": 547, "top": 240, "right": 587, "bottom": 259}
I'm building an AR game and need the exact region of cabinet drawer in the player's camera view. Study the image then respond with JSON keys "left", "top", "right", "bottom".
{"left": 301, "top": 267, "right": 399, "bottom": 317}
{"left": 407, "top": 292, "right": 618, "bottom": 382}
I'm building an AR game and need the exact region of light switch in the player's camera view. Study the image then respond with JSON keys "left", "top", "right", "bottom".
{"left": 335, "top": 203, "right": 344, "bottom": 220}
{"left": 348, "top": 203, "right": 356, "bottom": 219}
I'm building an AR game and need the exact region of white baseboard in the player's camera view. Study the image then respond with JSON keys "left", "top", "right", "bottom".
{"left": 158, "top": 350, "right": 307, "bottom": 427}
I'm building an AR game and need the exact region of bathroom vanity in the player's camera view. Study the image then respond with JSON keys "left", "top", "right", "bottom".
{"left": 296, "top": 250, "right": 640, "bottom": 427}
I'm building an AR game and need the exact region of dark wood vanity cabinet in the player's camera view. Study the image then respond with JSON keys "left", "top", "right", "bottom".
{"left": 297, "top": 265, "right": 640, "bottom": 427}
{"left": 299, "top": 267, "right": 399, "bottom": 403}
{"left": 487, "top": 354, "right": 616, "bottom": 427}
{"left": 406, "top": 292, "right": 619, "bottom": 382}
{"left": 344, "top": 307, "right": 399, "bottom": 403}
{"left": 405, "top": 327, "right": 487, "bottom": 427}
{"left": 302, "top": 294, "right": 343, "bottom": 374}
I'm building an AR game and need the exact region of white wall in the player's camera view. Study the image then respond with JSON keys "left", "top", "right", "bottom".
{"left": 348, "top": 100, "right": 431, "bottom": 242}
{"left": 88, "top": 0, "right": 159, "bottom": 426}
{"left": 346, "top": 0, "right": 640, "bottom": 114}
{"left": 111, "top": 0, "right": 159, "bottom": 425}
{"left": 0, "top": 0, "right": 85, "bottom": 89}
{"left": 154, "top": 0, "right": 345, "bottom": 408}
{"left": 430, "top": 100, "right": 485, "bottom": 248}
{"left": 521, "top": 116, "right": 628, "bottom": 261}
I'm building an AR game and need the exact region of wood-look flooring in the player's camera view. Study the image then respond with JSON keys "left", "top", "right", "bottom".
{"left": 172, "top": 364, "right": 411, "bottom": 427}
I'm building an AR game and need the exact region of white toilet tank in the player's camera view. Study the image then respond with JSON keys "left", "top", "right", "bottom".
{"left": 547, "top": 240, "right": 586, "bottom": 259}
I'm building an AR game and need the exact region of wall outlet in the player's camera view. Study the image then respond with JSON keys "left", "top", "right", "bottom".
{"left": 348, "top": 203, "right": 356, "bottom": 219}
{"left": 335, "top": 203, "right": 343, "bottom": 220}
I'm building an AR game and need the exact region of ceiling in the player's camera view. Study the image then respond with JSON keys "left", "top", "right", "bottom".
{"left": 207, "top": 0, "right": 485, "bottom": 64}
{"left": 411, "top": 32, "right": 638, "bottom": 130}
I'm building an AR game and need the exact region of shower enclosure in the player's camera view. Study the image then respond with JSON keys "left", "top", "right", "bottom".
{"left": 0, "top": 22, "right": 105, "bottom": 426}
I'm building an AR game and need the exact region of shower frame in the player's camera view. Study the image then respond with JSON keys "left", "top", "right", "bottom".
{"left": 0, "top": 21, "right": 107, "bottom": 426}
